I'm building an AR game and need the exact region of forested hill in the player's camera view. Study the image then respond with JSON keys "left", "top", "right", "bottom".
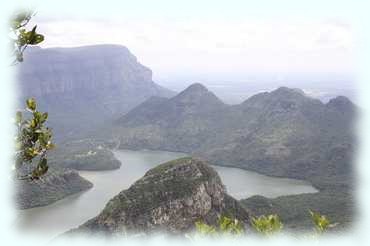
{"left": 112, "top": 84, "right": 355, "bottom": 185}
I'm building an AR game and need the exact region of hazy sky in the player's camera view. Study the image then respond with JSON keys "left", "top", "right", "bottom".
{"left": 32, "top": 14, "right": 354, "bottom": 83}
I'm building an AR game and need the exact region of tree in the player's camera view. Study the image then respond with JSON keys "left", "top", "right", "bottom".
{"left": 10, "top": 11, "right": 53, "bottom": 180}
{"left": 14, "top": 98, "right": 54, "bottom": 180}
{"left": 10, "top": 11, "right": 44, "bottom": 64}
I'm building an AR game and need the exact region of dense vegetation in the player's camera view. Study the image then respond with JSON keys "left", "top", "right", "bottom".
{"left": 111, "top": 83, "right": 354, "bottom": 186}
{"left": 194, "top": 211, "right": 335, "bottom": 238}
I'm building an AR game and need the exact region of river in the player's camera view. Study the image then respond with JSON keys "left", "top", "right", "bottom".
{"left": 18, "top": 149, "right": 317, "bottom": 239}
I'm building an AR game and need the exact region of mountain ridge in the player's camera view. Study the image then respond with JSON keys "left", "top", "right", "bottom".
{"left": 110, "top": 83, "right": 355, "bottom": 185}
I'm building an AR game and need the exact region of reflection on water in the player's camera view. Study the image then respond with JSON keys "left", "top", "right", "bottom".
{"left": 213, "top": 165, "right": 317, "bottom": 199}
{"left": 18, "top": 149, "right": 317, "bottom": 239}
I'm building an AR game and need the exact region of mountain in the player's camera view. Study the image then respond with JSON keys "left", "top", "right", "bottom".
{"left": 199, "top": 87, "right": 355, "bottom": 181}
{"left": 17, "top": 44, "right": 175, "bottom": 141}
{"left": 69, "top": 158, "right": 250, "bottom": 235}
{"left": 107, "top": 84, "right": 355, "bottom": 230}
{"left": 118, "top": 83, "right": 227, "bottom": 126}
{"left": 114, "top": 83, "right": 230, "bottom": 152}
{"left": 112, "top": 84, "right": 355, "bottom": 184}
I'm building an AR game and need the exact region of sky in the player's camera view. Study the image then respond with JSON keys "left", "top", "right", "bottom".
{"left": 19, "top": 0, "right": 358, "bottom": 103}
{"left": 31, "top": 14, "right": 354, "bottom": 84}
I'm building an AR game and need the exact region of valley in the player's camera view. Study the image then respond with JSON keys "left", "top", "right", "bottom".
{"left": 16, "top": 44, "right": 356, "bottom": 237}
{"left": 18, "top": 149, "right": 317, "bottom": 238}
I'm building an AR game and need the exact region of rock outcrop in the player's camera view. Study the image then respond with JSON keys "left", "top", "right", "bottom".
{"left": 70, "top": 157, "right": 250, "bottom": 235}
{"left": 16, "top": 168, "right": 93, "bottom": 209}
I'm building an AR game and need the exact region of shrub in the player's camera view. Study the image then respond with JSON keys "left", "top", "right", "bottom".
{"left": 309, "top": 210, "right": 336, "bottom": 234}
{"left": 194, "top": 215, "right": 244, "bottom": 237}
{"left": 250, "top": 214, "right": 283, "bottom": 236}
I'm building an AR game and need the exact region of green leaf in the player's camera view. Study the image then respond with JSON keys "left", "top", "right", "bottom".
{"left": 195, "top": 221, "right": 217, "bottom": 236}
{"left": 38, "top": 131, "right": 50, "bottom": 146}
{"left": 33, "top": 111, "right": 42, "bottom": 122}
{"left": 251, "top": 214, "right": 283, "bottom": 236}
{"left": 26, "top": 147, "right": 38, "bottom": 158}
{"left": 29, "top": 119, "right": 37, "bottom": 128}
{"left": 309, "top": 210, "right": 333, "bottom": 233}
{"left": 30, "top": 25, "right": 37, "bottom": 34}
{"left": 40, "top": 112, "right": 48, "bottom": 123}
{"left": 26, "top": 98, "right": 36, "bottom": 111}
{"left": 20, "top": 26, "right": 44, "bottom": 45}
{"left": 30, "top": 33, "right": 44, "bottom": 45}
{"left": 218, "top": 216, "right": 244, "bottom": 235}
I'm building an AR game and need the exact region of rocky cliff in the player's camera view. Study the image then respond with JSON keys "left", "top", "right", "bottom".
{"left": 70, "top": 157, "right": 250, "bottom": 235}
{"left": 17, "top": 45, "right": 175, "bottom": 141}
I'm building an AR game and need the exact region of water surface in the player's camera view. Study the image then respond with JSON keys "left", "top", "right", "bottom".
{"left": 18, "top": 149, "right": 317, "bottom": 239}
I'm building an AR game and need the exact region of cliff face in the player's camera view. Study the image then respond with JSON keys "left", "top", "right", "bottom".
{"left": 17, "top": 45, "right": 174, "bottom": 141}
{"left": 71, "top": 158, "right": 250, "bottom": 235}
{"left": 15, "top": 168, "right": 93, "bottom": 209}
{"left": 19, "top": 45, "right": 173, "bottom": 100}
